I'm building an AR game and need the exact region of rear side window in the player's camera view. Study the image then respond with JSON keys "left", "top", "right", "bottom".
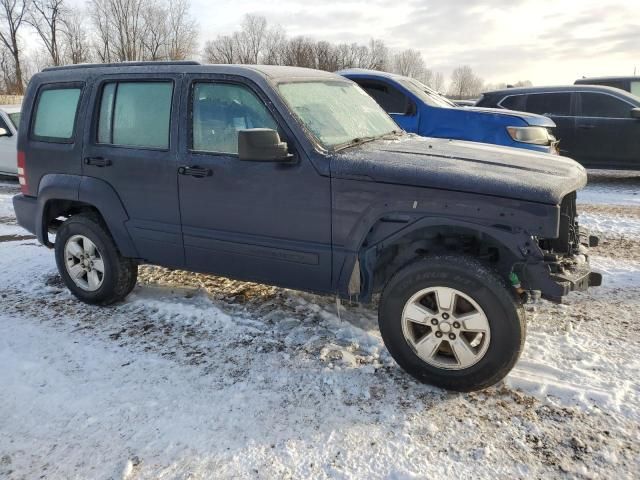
{"left": 631, "top": 81, "right": 640, "bottom": 97}
{"left": 33, "top": 87, "right": 81, "bottom": 141}
{"left": 97, "top": 81, "right": 173, "bottom": 149}
{"left": 526, "top": 93, "right": 572, "bottom": 116}
{"left": 580, "top": 93, "right": 632, "bottom": 118}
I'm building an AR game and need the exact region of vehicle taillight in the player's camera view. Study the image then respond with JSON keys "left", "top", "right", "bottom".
{"left": 17, "top": 150, "right": 27, "bottom": 194}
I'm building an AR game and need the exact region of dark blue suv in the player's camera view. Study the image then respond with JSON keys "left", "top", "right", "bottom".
{"left": 340, "top": 69, "right": 558, "bottom": 154}
{"left": 12, "top": 62, "right": 600, "bottom": 391}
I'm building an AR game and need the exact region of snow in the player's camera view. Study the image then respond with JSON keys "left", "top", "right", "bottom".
{"left": 578, "top": 172, "right": 640, "bottom": 206}
{"left": 1, "top": 176, "right": 640, "bottom": 478}
{"left": 579, "top": 211, "right": 640, "bottom": 238}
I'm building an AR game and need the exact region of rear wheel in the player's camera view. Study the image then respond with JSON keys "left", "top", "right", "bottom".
{"left": 379, "top": 255, "right": 526, "bottom": 392}
{"left": 55, "top": 212, "right": 138, "bottom": 305}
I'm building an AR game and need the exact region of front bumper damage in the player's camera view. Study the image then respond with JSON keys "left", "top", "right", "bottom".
{"left": 515, "top": 192, "right": 602, "bottom": 303}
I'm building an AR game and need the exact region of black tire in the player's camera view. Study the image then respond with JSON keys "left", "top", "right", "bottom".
{"left": 379, "top": 255, "right": 526, "bottom": 392}
{"left": 54, "top": 212, "right": 138, "bottom": 305}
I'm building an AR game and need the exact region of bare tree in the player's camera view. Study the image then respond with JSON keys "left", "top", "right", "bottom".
{"left": 0, "top": 0, "right": 28, "bottom": 93}
{"left": 432, "top": 71, "right": 445, "bottom": 93}
{"left": 235, "top": 13, "right": 265, "bottom": 64}
{"left": 367, "top": 39, "right": 388, "bottom": 71}
{"left": 27, "top": 0, "right": 65, "bottom": 66}
{"left": 448, "top": 65, "right": 484, "bottom": 99}
{"left": 392, "top": 49, "right": 425, "bottom": 78}
{"left": 261, "top": 24, "right": 285, "bottom": 65}
{"left": 203, "top": 34, "right": 236, "bottom": 63}
{"left": 165, "top": 0, "right": 197, "bottom": 60}
{"left": 61, "top": 11, "right": 91, "bottom": 64}
{"left": 140, "top": 0, "right": 168, "bottom": 60}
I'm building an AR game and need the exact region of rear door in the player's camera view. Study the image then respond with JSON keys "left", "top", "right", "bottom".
{"left": 82, "top": 73, "right": 184, "bottom": 266}
{"left": 353, "top": 79, "right": 419, "bottom": 132}
{"left": 522, "top": 92, "right": 577, "bottom": 158}
{"left": 573, "top": 92, "right": 640, "bottom": 169}
{"left": 176, "top": 74, "right": 332, "bottom": 292}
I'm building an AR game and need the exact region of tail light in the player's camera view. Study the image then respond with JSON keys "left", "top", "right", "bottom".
{"left": 17, "top": 150, "right": 27, "bottom": 194}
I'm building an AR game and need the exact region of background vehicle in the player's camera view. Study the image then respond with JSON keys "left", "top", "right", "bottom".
{"left": 575, "top": 76, "right": 640, "bottom": 97}
{"left": 0, "top": 105, "right": 21, "bottom": 176}
{"left": 477, "top": 85, "right": 640, "bottom": 169}
{"left": 12, "top": 62, "right": 600, "bottom": 391}
{"left": 339, "top": 69, "right": 557, "bottom": 154}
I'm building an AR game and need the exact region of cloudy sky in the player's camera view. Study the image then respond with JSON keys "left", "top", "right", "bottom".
{"left": 190, "top": 0, "right": 639, "bottom": 85}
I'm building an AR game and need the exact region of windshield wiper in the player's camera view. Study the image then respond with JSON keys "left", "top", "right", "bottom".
{"left": 333, "top": 130, "right": 403, "bottom": 152}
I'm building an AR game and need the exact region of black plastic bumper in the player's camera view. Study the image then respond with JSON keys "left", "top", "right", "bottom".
{"left": 12, "top": 194, "right": 38, "bottom": 236}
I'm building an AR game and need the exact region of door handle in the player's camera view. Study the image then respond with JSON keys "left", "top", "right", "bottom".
{"left": 178, "top": 165, "right": 212, "bottom": 177}
{"left": 578, "top": 124, "right": 596, "bottom": 130}
{"left": 84, "top": 157, "right": 112, "bottom": 167}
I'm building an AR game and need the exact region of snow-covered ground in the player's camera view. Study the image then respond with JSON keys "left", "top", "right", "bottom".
{"left": 1, "top": 176, "right": 639, "bottom": 479}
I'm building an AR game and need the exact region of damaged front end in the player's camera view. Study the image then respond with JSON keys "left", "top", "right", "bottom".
{"left": 515, "top": 192, "right": 602, "bottom": 303}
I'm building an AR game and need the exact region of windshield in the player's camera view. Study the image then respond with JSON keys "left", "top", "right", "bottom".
{"left": 7, "top": 112, "right": 20, "bottom": 129}
{"left": 398, "top": 78, "right": 456, "bottom": 108}
{"left": 277, "top": 80, "right": 399, "bottom": 149}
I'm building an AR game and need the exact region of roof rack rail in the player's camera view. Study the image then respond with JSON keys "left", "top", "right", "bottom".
{"left": 42, "top": 60, "right": 201, "bottom": 72}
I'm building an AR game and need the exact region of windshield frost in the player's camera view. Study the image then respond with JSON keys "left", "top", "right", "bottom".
{"left": 277, "top": 80, "right": 399, "bottom": 149}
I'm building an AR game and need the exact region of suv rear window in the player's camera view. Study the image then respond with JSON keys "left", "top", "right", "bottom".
{"left": 97, "top": 81, "right": 173, "bottom": 149}
{"left": 33, "top": 87, "right": 81, "bottom": 141}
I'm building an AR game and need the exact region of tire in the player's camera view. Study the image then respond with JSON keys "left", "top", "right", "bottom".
{"left": 54, "top": 212, "right": 138, "bottom": 305}
{"left": 378, "top": 255, "right": 526, "bottom": 392}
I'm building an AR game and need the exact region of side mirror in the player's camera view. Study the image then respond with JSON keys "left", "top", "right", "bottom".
{"left": 631, "top": 108, "right": 640, "bottom": 119}
{"left": 405, "top": 101, "right": 417, "bottom": 116}
{"left": 0, "top": 127, "right": 9, "bottom": 137}
{"left": 238, "top": 128, "right": 290, "bottom": 162}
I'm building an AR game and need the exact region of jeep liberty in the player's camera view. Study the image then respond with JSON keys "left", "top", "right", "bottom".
{"left": 12, "top": 61, "right": 601, "bottom": 391}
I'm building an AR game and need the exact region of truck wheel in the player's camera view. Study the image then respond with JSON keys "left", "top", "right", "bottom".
{"left": 379, "top": 255, "right": 525, "bottom": 392}
{"left": 54, "top": 212, "right": 138, "bottom": 305}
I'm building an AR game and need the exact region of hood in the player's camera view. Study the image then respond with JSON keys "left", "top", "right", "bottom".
{"left": 331, "top": 136, "right": 586, "bottom": 205}
{"left": 463, "top": 106, "right": 556, "bottom": 128}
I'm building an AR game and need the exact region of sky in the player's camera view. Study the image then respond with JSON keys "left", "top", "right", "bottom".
{"left": 189, "top": 0, "right": 639, "bottom": 85}
{"left": 48, "top": 0, "right": 639, "bottom": 86}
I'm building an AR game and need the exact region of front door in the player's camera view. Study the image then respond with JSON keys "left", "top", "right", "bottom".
{"left": 82, "top": 74, "right": 184, "bottom": 266}
{"left": 573, "top": 92, "right": 640, "bottom": 169}
{"left": 177, "top": 76, "right": 332, "bottom": 293}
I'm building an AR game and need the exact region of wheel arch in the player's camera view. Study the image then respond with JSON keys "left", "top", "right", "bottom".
{"left": 347, "top": 216, "right": 530, "bottom": 302}
{"left": 35, "top": 174, "right": 138, "bottom": 257}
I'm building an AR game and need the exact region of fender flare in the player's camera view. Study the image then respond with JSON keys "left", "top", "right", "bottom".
{"left": 36, "top": 174, "right": 138, "bottom": 257}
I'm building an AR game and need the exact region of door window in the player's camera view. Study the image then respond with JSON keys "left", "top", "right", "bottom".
{"left": 192, "top": 82, "right": 278, "bottom": 154}
{"left": 525, "top": 93, "right": 572, "bottom": 116}
{"left": 631, "top": 81, "right": 640, "bottom": 98}
{"left": 32, "top": 87, "right": 82, "bottom": 141}
{"left": 97, "top": 81, "right": 173, "bottom": 149}
{"left": 580, "top": 93, "right": 631, "bottom": 118}
{"left": 499, "top": 94, "right": 526, "bottom": 111}
{"left": 357, "top": 80, "right": 412, "bottom": 114}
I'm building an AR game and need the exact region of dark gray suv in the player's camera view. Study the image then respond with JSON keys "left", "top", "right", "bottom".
{"left": 13, "top": 61, "right": 601, "bottom": 391}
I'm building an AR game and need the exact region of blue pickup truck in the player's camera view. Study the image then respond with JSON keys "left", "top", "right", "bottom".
{"left": 339, "top": 69, "right": 558, "bottom": 154}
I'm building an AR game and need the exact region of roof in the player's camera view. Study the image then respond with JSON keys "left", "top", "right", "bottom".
{"left": 37, "top": 61, "right": 341, "bottom": 82}
{"left": 337, "top": 68, "right": 405, "bottom": 80}
{"left": 482, "top": 84, "right": 640, "bottom": 104}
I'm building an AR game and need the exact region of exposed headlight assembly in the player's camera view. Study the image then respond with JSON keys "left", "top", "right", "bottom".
{"left": 506, "top": 126, "right": 551, "bottom": 145}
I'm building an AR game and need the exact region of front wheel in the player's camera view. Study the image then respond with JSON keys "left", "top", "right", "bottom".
{"left": 378, "top": 255, "right": 526, "bottom": 392}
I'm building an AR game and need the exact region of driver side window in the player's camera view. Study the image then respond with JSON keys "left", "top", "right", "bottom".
{"left": 192, "top": 82, "right": 278, "bottom": 154}
{"left": 358, "top": 80, "right": 412, "bottom": 115}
